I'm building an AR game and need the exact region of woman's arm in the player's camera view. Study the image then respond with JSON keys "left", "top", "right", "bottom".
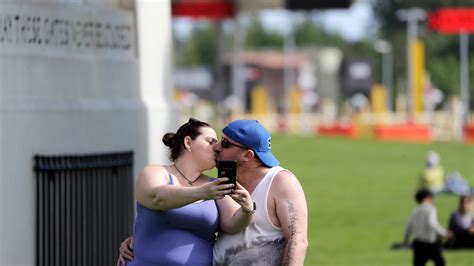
{"left": 136, "top": 165, "right": 234, "bottom": 211}
{"left": 215, "top": 183, "right": 255, "bottom": 233}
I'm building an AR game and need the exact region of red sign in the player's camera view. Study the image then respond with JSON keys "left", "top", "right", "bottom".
{"left": 246, "top": 66, "right": 262, "bottom": 81}
{"left": 172, "top": 0, "right": 234, "bottom": 21}
{"left": 428, "top": 8, "right": 474, "bottom": 34}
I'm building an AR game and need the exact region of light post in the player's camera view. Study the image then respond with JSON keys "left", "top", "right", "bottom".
{"left": 460, "top": 32, "right": 470, "bottom": 132}
{"left": 396, "top": 8, "right": 426, "bottom": 115}
{"left": 283, "top": 10, "right": 296, "bottom": 116}
{"left": 231, "top": 7, "right": 247, "bottom": 113}
{"left": 374, "top": 39, "right": 393, "bottom": 111}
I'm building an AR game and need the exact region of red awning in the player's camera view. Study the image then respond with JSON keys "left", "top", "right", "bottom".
{"left": 172, "top": 0, "right": 235, "bottom": 21}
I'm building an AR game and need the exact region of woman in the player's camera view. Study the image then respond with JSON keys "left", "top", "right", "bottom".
{"left": 447, "top": 195, "right": 474, "bottom": 249}
{"left": 119, "top": 118, "right": 255, "bottom": 265}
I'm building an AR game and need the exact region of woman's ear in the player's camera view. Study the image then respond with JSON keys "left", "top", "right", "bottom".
{"left": 183, "top": 136, "right": 192, "bottom": 152}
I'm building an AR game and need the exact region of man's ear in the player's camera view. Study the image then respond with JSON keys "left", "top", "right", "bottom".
{"left": 242, "top": 149, "right": 255, "bottom": 162}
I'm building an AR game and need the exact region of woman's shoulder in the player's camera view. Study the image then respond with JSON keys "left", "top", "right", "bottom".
{"left": 140, "top": 164, "right": 170, "bottom": 179}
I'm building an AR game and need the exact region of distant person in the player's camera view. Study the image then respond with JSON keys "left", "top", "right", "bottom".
{"left": 403, "top": 188, "right": 450, "bottom": 266}
{"left": 418, "top": 151, "right": 472, "bottom": 196}
{"left": 446, "top": 195, "right": 474, "bottom": 249}
{"left": 418, "top": 151, "right": 445, "bottom": 194}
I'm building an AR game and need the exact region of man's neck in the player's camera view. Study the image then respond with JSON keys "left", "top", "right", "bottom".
{"left": 238, "top": 165, "right": 271, "bottom": 195}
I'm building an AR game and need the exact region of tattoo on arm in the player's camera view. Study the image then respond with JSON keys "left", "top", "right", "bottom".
{"left": 283, "top": 200, "right": 297, "bottom": 266}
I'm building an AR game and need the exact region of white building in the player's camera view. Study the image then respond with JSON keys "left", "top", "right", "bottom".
{"left": 0, "top": 0, "right": 175, "bottom": 265}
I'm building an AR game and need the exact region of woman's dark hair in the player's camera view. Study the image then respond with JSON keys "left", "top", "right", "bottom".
{"left": 458, "top": 195, "right": 472, "bottom": 213}
{"left": 162, "top": 117, "right": 211, "bottom": 161}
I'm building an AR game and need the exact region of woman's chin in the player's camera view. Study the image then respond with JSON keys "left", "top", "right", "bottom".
{"left": 205, "top": 162, "right": 216, "bottom": 171}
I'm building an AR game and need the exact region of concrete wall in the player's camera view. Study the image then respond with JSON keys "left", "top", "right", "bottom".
{"left": 0, "top": 0, "right": 174, "bottom": 264}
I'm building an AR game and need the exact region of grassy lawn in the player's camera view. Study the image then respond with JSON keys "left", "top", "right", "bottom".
{"left": 270, "top": 135, "right": 474, "bottom": 266}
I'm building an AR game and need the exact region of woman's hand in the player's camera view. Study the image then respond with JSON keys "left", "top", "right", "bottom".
{"left": 229, "top": 182, "right": 254, "bottom": 213}
{"left": 197, "top": 178, "right": 235, "bottom": 200}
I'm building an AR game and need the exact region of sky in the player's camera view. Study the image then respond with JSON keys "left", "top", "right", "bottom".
{"left": 260, "top": 0, "right": 376, "bottom": 42}
{"left": 173, "top": 0, "right": 377, "bottom": 42}
{"left": 313, "top": 0, "right": 376, "bottom": 42}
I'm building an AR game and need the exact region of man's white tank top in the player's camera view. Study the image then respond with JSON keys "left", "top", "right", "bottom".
{"left": 213, "top": 166, "right": 286, "bottom": 266}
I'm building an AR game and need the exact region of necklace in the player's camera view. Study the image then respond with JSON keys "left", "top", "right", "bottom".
{"left": 173, "top": 164, "right": 200, "bottom": 185}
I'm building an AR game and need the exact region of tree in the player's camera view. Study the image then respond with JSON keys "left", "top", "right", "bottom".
{"left": 174, "top": 22, "right": 218, "bottom": 68}
{"left": 293, "top": 16, "right": 346, "bottom": 48}
{"left": 244, "top": 16, "right": 284, "bottom": 49}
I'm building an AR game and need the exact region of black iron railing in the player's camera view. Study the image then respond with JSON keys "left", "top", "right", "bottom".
{"left": 34, "top": 151, "right": 134, "bottom": 266}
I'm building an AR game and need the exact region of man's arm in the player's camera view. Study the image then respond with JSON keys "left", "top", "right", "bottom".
{"left": 429, "top": 207, "right": 447, "bottom": 237}
{"left": 273, "top": 171, "right": 308, "bottom": 266}
{"left": 215, "top": 182, "right": 255, "bottom": 233}
{"left": 403, "top": 215, "right": 413, "bottom": 245}
{"left": 117, "top": 236, "right": 134, "bottom": 266}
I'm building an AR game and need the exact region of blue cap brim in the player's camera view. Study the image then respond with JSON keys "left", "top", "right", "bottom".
{"left": 254, "top": 150, "right": 280, "bottom": 167}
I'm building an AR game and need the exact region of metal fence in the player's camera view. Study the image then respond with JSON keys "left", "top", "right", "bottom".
{"left": 34, "top": 151, "right": 134, "bottom": 266}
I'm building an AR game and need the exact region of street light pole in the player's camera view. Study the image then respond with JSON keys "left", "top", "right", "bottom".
{"left": 231, "top": 11, "right": 246, "bottom": 113}
{"left": 460, "top": 32, "right": 470, "bottom": 135}
{"left": 397, "top": 8, "right": 426, "bottom": 116}
{"left": 283, "top": 10, "right": 296, "bottom": 116}
{"left": 374, "top": 40, "right": 393, "bottom": 111}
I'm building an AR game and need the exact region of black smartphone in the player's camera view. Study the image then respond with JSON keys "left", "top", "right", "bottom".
{"left": 217, "top": 160, "right": 237, "bottom": 186}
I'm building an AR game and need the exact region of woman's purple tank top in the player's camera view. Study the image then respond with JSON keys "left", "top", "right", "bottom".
{"left": 128, "top": 174, "right": 219, "bottom": 266}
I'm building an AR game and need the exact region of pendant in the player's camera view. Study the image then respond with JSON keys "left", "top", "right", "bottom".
{"left": 188, "top": 181, "right": 193, "bottom": 185}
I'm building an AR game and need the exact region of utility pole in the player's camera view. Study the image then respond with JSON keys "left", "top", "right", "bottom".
{"left": 460, "top": 32, "right": 470, "bottom": 134}
{"left": 397, "top": 8, "right": 426, "bottom": 116}
{"left": 231, "top": 3, "right": 246, "bottom": 113}
{"left": 374, "top": 40, "right": 393, "bottom": 111}
{"left": 283, "top": 10, "right": 296, "bottom": 116}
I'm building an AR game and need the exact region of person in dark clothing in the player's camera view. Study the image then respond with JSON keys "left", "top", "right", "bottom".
{"left": 446, "top": 195, "right": 474, "bottom": 249}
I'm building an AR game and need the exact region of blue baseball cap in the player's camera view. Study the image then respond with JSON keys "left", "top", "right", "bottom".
{"left": 222, "top": 120, "right": 280, "bottom": 167}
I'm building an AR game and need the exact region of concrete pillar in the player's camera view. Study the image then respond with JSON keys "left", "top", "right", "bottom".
{"left": 135, "top": 0, "right": 177, "bottom": 165}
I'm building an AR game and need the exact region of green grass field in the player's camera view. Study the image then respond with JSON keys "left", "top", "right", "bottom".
{"left": 270, "top": 135, "right": 474, "bottom": 266}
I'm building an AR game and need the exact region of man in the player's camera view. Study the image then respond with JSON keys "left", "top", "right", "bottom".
{"left": 213, "top": 119, "right": 308, "bottom": 265}
{"left": 118, "top": 120, "right": 308, "bottom": 265}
